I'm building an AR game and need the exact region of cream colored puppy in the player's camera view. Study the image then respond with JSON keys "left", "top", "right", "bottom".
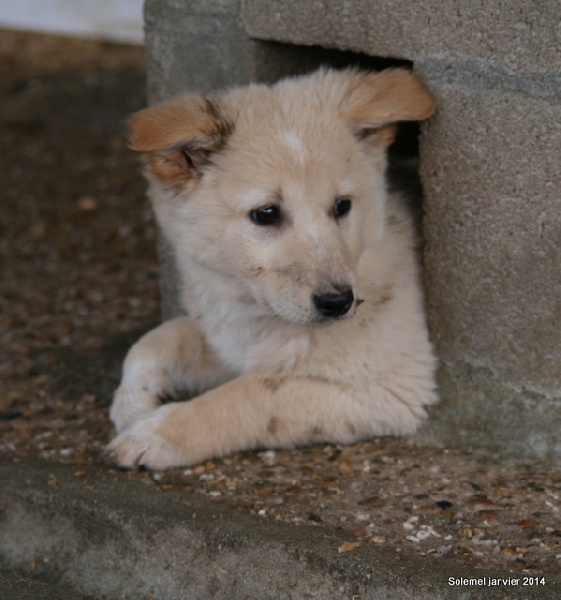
{"left": 108, "top": 68, "right": 438, "bottom": 469}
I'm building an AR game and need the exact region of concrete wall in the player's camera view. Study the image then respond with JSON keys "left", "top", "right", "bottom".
{"left": 143, "top": 0, "right": 561, "bottom": 460}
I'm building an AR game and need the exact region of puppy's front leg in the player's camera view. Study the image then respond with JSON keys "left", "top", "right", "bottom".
{"left": 108, "top": 372, "right": 428, "bottom": 469}
{"left": 110, "top": 316, "right": 232, "bottom": 432}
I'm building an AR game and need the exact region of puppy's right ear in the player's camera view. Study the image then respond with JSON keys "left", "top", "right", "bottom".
{"left": 128, "top": 95, "right": 232, "bottom": 188}
{"left": 341, "top": 69, "right": 436, "bottom": 150}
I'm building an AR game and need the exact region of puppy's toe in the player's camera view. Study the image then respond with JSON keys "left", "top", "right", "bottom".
{"left": 106, "top": 431, "right": 149, "bottom": 469}
{"left": 107, "top": 415, "right": 185, "bottom": 470}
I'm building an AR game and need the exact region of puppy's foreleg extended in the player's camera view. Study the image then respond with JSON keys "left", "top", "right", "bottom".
{"left": 110, "top": 316, "right": 232, "bottom": 432}
{"left": 108, "top": 373, "right": 428, "bottom": 469}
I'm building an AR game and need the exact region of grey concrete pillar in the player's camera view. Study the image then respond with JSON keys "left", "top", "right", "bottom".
{"left": 419, "top": 64, "right": 561, "bottom": 459}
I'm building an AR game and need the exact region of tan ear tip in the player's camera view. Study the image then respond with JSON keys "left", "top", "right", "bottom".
{"left": 127, "top": 132, "right": 140, "bottom": 152}
{"left": 419, "top": 91, "right": 437, "bottom": 119}
{"left": 126, "top": 110, "right": 155, "bottom": 152}
{"left": 407, "top": 73, "right": 437, "bottom": 119}
{"left": 354, "top": 68, "right": 437, "bottom": 122}
{"left": 127, "top": 135, "right": 143, "bottom": 153}
{"left": 126, "top": 112, "right": 140, "bottom": 151}
{"left": 385, "top": 69, "right": 436, "bottom": 113}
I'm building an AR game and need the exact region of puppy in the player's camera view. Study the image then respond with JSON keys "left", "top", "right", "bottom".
{"left": 108, "top": 68, "right": 438, "bottom": 469}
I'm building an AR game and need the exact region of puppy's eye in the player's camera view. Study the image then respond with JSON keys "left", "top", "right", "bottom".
{"left": 333, "top": 197, "right": 352, "bottom": 219}
{"left": 250, "top": 205, "right": 282, "bottom": 226}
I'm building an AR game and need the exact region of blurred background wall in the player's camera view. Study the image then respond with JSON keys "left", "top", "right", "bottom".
{"left": 0, "top": 0, "right": 144, "bottom": 43}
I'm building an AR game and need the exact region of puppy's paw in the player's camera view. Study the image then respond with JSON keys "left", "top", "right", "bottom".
{"left": 107, "top": 407, "right": 188, "bottom": 470}
{"left": 109, "top": 387, "right": 161, "bottom": 433}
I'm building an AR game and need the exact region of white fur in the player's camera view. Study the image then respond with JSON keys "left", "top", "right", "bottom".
{"left": 281, "top": 129, "right": 307, "bottom": 166}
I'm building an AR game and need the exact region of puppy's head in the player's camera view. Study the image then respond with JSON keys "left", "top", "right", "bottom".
{"left": 129, "top": 69, "right": 435, "bottom": 325}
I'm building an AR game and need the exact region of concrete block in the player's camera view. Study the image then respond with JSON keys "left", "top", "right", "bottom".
{"left": 243, "top": 0, "right": 561, "bottom": 73}
{"left": 418, "top": 79, "right": 561, "bottom": 458}
{"left": 144, "top": 0, "right": 253, "bottom": 102}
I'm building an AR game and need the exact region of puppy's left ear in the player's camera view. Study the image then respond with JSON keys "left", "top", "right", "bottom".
{"left": 128, "top": 95, "right": 232, "bottom": 189}
{"left": 341, "top": 69, "right": 436, "bottom": 149}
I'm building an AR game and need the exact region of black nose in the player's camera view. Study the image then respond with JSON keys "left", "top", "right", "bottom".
{"left": 313, "top": 288, "right": 354, "bottom": 318}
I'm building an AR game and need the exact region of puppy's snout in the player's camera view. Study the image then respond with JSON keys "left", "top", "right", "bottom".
{"left": 313, "top": 287, "right": 354, "bottom": 319}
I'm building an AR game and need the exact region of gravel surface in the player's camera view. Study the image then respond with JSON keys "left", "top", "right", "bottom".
{"left": 1, "top": 30, "right": 560, "bottom": 580}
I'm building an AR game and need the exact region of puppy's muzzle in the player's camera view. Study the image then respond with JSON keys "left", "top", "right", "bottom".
{"left": 313, "top": 287, "right": 354, "bottom": 319}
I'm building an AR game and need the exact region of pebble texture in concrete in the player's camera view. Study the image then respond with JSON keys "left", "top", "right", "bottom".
{"left": 1, "top": 459, "right": 558, "bottom": 600}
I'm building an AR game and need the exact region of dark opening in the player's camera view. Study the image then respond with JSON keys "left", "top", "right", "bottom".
{"left": 251, "top": 41, "right": 412, "bottom": 81}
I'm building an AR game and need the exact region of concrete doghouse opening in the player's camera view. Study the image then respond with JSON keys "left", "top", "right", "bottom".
{"left": 144, "top": 0, "right": 561, "bottom": 461}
